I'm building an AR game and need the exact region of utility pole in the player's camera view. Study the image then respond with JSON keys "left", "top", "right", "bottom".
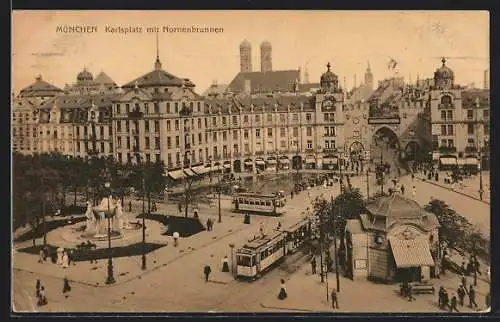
{"left": 331, "top": 196, "right": 340, "bottom": 292}
{"left": 218, "top": 170, "right": 222, "bottom": 223}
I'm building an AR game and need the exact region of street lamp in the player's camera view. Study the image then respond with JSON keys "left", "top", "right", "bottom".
{"left": 229, "top": 243, "right": 235, "bottom": 274}
{"left": 141, "top": 173, "right": 147, "bottom": 270}
{"left": 104, "top": 181, "right": 115, "bottom": 284}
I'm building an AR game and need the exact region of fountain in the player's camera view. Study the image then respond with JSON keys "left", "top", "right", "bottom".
{"left": 81, "top": 197, "right": 136, "bottom": 241}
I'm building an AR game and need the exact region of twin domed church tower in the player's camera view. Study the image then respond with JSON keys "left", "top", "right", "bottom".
{"left": 239, "top": 39, "right": 273, "bottom": 73}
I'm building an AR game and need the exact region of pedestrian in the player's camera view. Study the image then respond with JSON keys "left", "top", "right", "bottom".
{"left": 206, "top": 218, "right": 211, "bottom": 231}
{"left": 128, "top": 201, "right": 132, "bottom": 212}
{"left": 37, "top": 286, "right": 47, "bottom": 306}
{"left": 461, "top": 274, "right": 467, "bottom": 289}
{"left": 62, "top": 277, "right": 71, "bottom": 293}
{"left": 443, "top": 290, "right": 450, "bottom": 310}
{"left": 331, "top": 289, "right": 339, "bottom": 309}
{"left": 222, "top": 256, "right": 230, "bottom": 272}
{"left": 311, "top": 257, "right": 317, "bottom": 275}
{"left": 290, "top": 191, "right": 294, "bottom": 199}
{"left": 204, "top": 264, "right": 211, "bottom": 282}
{"left": 411, "top": 173, "right": 415, "bottom": 181}
{"left": 178, "top": 203, "right": 182, "bottom": 214}
{"left": 38, "top": 249, "right": 44, "bottom": 263}
{"left": 278, "top": 279, "right": 287, "bottom": 300}
{"left": 469, "top": 285, "right": 478, "bottom": 308}
{"left": 438, "top": 286, "right": 445, "bottom": 309}
{"left": 412, "top": 186, "right": 416, "bottom": 198}
{"left": 457, "top": 285, "right": 466, "bottom": 307}
{"left": 173, "top": 232, "right": 180, "bottom": 247}
{"left": 450, "top": 294, "right": 459, "bottom": 312}
{"left": 152, "top": 201, "right": 157, "bottom": 212}
{"left": 407, "top": 284, "right": 416, "bottom": 302}
{"left": 259, "top": 222, "right": 264, "bottom": 236}
{"left": 400, "top": 184, "right": 405, "bottom": 195}
{"left": 35, "top": 279, "right": 41, "bottom": 298}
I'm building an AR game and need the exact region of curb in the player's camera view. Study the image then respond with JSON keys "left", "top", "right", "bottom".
{"left": 417, "top": 177, "right": 489, "bottom": 205}
{"left": 13, "top": 223, "right": 250, "bottom": 288}
{"left": 259, "top": 302, "right": 314, "bottom": 312}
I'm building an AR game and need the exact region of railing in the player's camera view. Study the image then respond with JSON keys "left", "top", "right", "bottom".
{"left": 464, "top": 146, "right": 477, "bottom": 153}
{"left": 323, "top": 148, "right": 337, "bottom": 154}
{"left": 438, "top": 146, "right": 457, "bottom": 153}
{"left": 438, "top": 103, "right": 455, "bottom": 109}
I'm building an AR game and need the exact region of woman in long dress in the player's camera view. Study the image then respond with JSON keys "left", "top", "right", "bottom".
{"left": 278, "top": 279, "right": 287, "bottom": 300}
{"left": 37, "top": 286, "right": 47, "bottom": 306}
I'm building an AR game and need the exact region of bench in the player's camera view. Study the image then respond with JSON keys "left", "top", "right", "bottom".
{"left": 411, "top": 283, "right": 435, "bottom": 294}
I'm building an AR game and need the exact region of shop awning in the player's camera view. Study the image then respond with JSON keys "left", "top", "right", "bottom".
{"left": 439, "top": 157, "right": 457, "bottom": 166}
{"left": 168, "top": 169, "right": 186, "bottom": 180}
{"left": 244, "top": 161, "right": 253, "bottom": 166}
{"left": 389, "top": 238, "right": 435, "bottom": 268}
{"left": 279, "top": 157, "right": 289, "bottom": 164}
{"left": 192, "top": 165, "right": 210, "bottom": 174}
{"left": 306, "top": 158, "right": 316, "bottom": 164}
{"left": 256, "top": 159, "right": 265, "bottom": 165}
{"left": 223, "top": 164, "right": 231, "bottom": 169}
{"left": 267, "top": 159, "right": 277, "bottom": 164}
{"left": 465, "top": 157, "right": 478, "bottom": 166}
{"left": 457, "top": 159, "right": 466, "bottom": 166}
{"left": 183, "top": 168, "right": 196, "bottom": 177}
{"left": 211, "top": 165, "right": 223, "bottom": 171}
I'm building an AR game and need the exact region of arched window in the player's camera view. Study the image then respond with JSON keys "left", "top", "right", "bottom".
{"left": 440, "top": 95, "right": 452, "bottom": 105}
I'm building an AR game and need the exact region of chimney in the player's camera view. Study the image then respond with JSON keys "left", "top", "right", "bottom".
{"left": 244, "top": 79, "right": 251, "bottom": 95}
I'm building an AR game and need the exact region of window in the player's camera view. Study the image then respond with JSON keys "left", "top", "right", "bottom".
{"left": 440, "top": 139, "right": 447, "bottom": 147}
{"left": 447, "top": 110, "right": 453, "bottom": 120}
{"left": 166, "top": 120, "right": 171, "bottom": 131}
{"left": 267, "top": 114, "right": 273, "bottom": 122}
{"left": 223, "top": 131, "right": 227, "bottom": 141}
{"left": 145, "top": 120, "right": 150, "bottom": 132}
{"left": 292, "top": 114, "right": 298, "bottom": 121}
{"left": 126, "top": 104, "right": 130, "bottom": 113}
{"left": 166, "top": 102, "right": 171, "bottom": 114}
{"left": 306, "top": 127, "right": 312, "bottom": 136}
{"left": 212, "top": 117, "right": 217, "bottom": 126}
{"left": 126, "top": 137, "right": 130, "bottom": 149}
{"left": 255, "top": 115, "right": 260, "bottom": 123}
{"left": 484, "top": 123, "right": 489, "bottom": 135}
{"left": 280, "top": 141, "right": 286, "bottom": 148}
{"left": 167, "top": 137, "right": 171, "bottom": 149}
{"left": 232, "top": 115, "right": 238, "bottom": 125}
{"left": 145, "top": 137, "right": 150, "bottom": 149}
{"left": 154, "top": 121, "right": 159, "bottom": 133}
{"left": 154, "top": 103, "right": 160, "bottom": 114}
{"left": 244, "top": 115, "right": 249, "bottom": 123}
{"left": 222, "top": 116, "right": 227, "bottom": 125}
{"left": 467, "top": 124, "right": 474, "bottom": 134}
{"left": 441, "top": 95, "right": 452, "bottom": 105}
{"left": 447, "top": 125, "right": 453, "bottom": 135}
{"left": 244, "top": 130, "right": 249, "bottom": 139}
{"left": 324, "top": 140, "right": 329, "bottom": 149}
{"left": 441, "top": 110, "right": 446, "bottom": 120}
{"left": 306, "top": 113, "right": 311, "bottom": 121}
{"left": 353, "top": 131, "right": 360, "bottom": 138}
{"left": 244, "top": 143, "right": 250, "bottom": 152}
{"left": 467, "top": 138, "right": 475, "bottom": 147}
{"left": 293, "top": 127, "right": 298, "bottom": 137}
{"left": 198, "top": 133, "right": 202, "bottom": 144}
{"left": 280, "top": 128, "right": 286, "bottom": 137}
{"left": 198, "top": 119, "right": 202, "bottom": 129}
{"left": 197, "top": 102, "right": 201, "bottom": 112}
{"left": 117, "top": 137, "right": 122, "bottom": 148}
{"left": 256, "top": 129, "right": 260, "bottom": 137}
{"left": 116, "top": 105, "right": 121, "bottom": 115}
{"left": 205, "top": 133, "right": 208, "bottom": 143}
{"left": 213, "top": 146, "right": 218, "bottom": 157}
{"left": 100, "top": 142, "right": 105, "bottom": 153}
{"left": 467, "top": 110, "right": 473, "bottom": 120}
{"left": 447, "top": 139, "right": 454, "bottom": 147}
{"left": 307, "top": 140, "right": 312, "bottom": 149}
{"left": 441, "top": 125, "right": 447, "bottom": 135}
{"left": 267, "top": 128, "right": 273, "bottom": 137}
{"left": 117, "top": 121, "right": 122, "bottom": 132}
{"left": 175, "top": 120, "right": 179, "bottom": 130}
{"left": 213, "top": 132, "right": 217, "bottom": 142}
{"left": 483, "top": 109, "right": 490, "bottom": 119}
{"left": 155, "top": 137, "right": 160, "bottom": 149}
{"left": 174, "top": 102, "right": 178, "bottom": 113}
{"left": 144, "top": 103, "right": 149, "bottom": 113}
{"left": 233, "top": 144, "right": 239, "bottom": 153}
{"left": 176, "top": 152, "right": 180, "bottom": 164}
{"left": 175, "top": 136, "right": 180, "bottom": 147}
{"left": 233, "top": 130, "right": 238, "bottom": 140}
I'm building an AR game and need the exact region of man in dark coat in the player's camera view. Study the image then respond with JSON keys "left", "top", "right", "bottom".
{"left": 311, "top": 257, "right": 317, "bottom": 275}
{"left": 204, "top": 265, "right": 211, "bottom": 282}
{"left": 469, "top": 285, "right": 478, "bottom": 308}
{"left": 457, "top": 285, "right": 466, "bottom": 307}
{"left": 62, "top": 277, "right": 71, "bottom": 293}
{"left": 450, "top": 294, "right": 459, "bottom": 312}
{"left": 331, "top": 289, "right": 339, "bottom": 309}
{"left": 438, "top": 286, "right": 445, "bottom": 309}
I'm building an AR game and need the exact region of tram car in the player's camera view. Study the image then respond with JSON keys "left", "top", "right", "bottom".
{"left": 235, "top": 217, "right": 311, "bottom": 280}
{"left": 232, "top": 192, "right": 286, "bottom": 216}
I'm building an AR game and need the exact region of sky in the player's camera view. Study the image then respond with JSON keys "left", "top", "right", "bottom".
{"left": 12, "top": 11, "right": 489, "bottom": 95}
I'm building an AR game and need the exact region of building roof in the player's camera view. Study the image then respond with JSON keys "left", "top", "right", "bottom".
{"left": 202, "top": 83, "right": 228, "bottom": 97}
{"left": 122, "top": 68, "right": 185, "bottom": 88}
{"left": 461, "top": 89, "right": 490, "bottom": 108}
{"left": 227, "top": 70, "right": 300, "bottom": 94}
{"left": 19, "top": 76, "right": 63, "bottom": 97}
{"left": 366, "top": 194, "right": 424, "bottom": 218}
{"left": 39, "top": 93, "right": 118, "bottom": 110}
{"left": 94, "top": 71, "right": 117, "bottom": 86}
{"left": 389, "top": 237, "right": 435, "bottom": 268}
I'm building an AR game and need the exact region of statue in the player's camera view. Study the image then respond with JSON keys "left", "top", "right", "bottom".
{"left": 84, "top": 201, "right": 96, "bottom": 233}
{"left": 115, "top": 201, "right": 130, "bottom": 230}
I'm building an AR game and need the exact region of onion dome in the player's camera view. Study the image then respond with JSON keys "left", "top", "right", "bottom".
{"left": 320, "top": 62, "right": 339, "bottom": 91}
{"left": 260, "top": 40, "right": 272, "bottom": 49}
{"left": 433, "top": 58, "right": 454, "bottom": 89}
{"left": 240, "top": 39, "right": 251, "bottom": 49}
{"left": 77, "top": 67, "right": 94, "bottom": 82}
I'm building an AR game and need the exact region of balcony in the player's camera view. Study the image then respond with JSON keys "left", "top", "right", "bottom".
{"left": 438, "top": 103, "right": 455, "bottom": 109}
{"left": 128, "top": 109, "right": 144, "bottom": 119}
{"left": 323, "top": 148, "right": 337, "bottom": 154}
{"left": 464, "top": 146, "right": 477, "bottom": 153}
{"left": 438, "top": 146, "right": 457, "bottom": 154}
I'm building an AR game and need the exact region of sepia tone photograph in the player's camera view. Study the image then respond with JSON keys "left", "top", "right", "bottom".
{"left": 11, "top": 10, "right": 490, "bottom": 313}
